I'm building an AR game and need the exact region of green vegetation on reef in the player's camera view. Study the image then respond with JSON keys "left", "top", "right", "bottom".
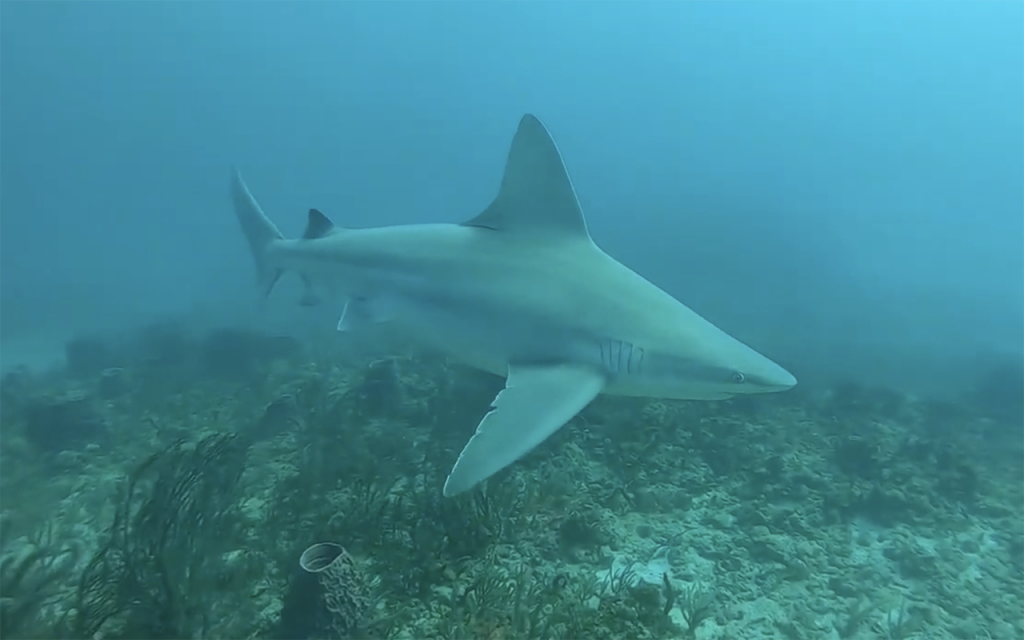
{"left": 0, "top": 323, "right": 1021, "bottom": 639}
{"left": 0, "top": 520, "right": 78, "bottom": 639}
{"left": 70, "top": 433, "right": 248, "bottom": 639}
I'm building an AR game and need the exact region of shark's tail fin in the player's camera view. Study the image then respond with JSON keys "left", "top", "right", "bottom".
{"left": 231, "top": 169, "right": 285, "bottom": 296}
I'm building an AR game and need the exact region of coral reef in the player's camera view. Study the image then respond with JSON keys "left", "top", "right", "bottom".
{"left": 0, "top": 324, "right": 1020, "bottom": 639}
{"left": 24, "top": 390, "right": 106, "bottom": 454}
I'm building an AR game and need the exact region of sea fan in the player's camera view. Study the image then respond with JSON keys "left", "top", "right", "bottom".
{"left": 0, "top": 519, "right": 78, "bottom": 638}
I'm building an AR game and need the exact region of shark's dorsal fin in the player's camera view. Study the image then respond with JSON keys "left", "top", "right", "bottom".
{"left": 303, "top": 208, "right": 337, "bottom": 240}
{"left": 463, "top": 114, "right": 593, "bottom": 243}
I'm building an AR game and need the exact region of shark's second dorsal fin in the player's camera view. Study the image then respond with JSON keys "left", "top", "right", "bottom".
{"left": 303, "top": 208, "right": 337, "bottom": 240}
{"left": 463, "top": 114, "right": 593, "bottom": 243}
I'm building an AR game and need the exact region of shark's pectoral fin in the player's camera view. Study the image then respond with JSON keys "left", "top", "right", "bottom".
{"left": 442, "top": 364, "right": 606, "bottom": 497}
{"left": 336, "top": 296, "right": 395, "bottom": 332}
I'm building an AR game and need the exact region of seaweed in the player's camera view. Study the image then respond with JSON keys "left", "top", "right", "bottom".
{"left": 0, "top": 519, "right": 79, "bottom": 638}
{"left": 874, "top": 598, "right": 921, "bottom": 640}
{"left": 835, "top": 597, "right": 876, "bottom": 639}
{"left": 678, "top": 582, "right": 715, "bottom": 639}
{"left": 71, "top": 433, "right": 248, "bottom": 639}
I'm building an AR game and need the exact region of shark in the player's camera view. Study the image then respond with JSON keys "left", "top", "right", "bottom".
{"left": 230, "top": 114, "right": 797, "bottom": 497}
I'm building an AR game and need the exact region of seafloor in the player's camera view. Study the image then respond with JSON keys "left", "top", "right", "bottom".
{"left": 0, "top": 324, "right": 1021, "bottom": 640}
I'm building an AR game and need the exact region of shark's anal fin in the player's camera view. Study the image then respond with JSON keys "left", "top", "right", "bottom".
{"left": 443, "top": 364, "right": 606, "bottom": 497}
{"left": 336, "top": 296, "right": 396, "bottom": 331}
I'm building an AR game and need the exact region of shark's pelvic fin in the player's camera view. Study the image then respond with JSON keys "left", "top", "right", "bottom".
{"left": 299, "top": 274, "right": 321, "bottom": 307}
{"left": 303, "top": 208, "right": 339, "bottom": 240}
{"left": 442, "top": 363, "right": 606, "bottom": 497}
{"left": 230, "top": 169, "right": 285, "bottom": 297}
{"left": 463, "top": 114, "right": 593, "bottom": 244}
{"left": 336, "top": 295, "right": 395, "bottom": 331}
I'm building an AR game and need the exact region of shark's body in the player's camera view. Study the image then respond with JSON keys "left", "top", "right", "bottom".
{"left": 231, "top": 114, "right": 796, "bottom": 496}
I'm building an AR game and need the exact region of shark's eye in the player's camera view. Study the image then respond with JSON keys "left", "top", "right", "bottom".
{"left": 731, "top": 371, "right": 746, "bottom": 384}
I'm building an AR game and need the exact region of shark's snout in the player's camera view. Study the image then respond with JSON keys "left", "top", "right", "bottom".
{"left": 773, "top": 367, "right": 798, "bottom": 390}
{"left": 721, "top": 340, "right": 797, "bottom": 394}
{"left": 758, "top": 360, "right": 798, "bottom": 391}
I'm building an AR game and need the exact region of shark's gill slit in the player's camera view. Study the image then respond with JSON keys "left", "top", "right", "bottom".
{"left": 629, "top": 344, "right": 645, "bottom": 375}
{"left": 599, "top": 340, "right": 614, "bottom": 374}
{"left": 599, "top": 340, "right": 643, "bottom": 377}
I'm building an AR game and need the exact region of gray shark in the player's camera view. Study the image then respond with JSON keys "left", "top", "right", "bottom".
{"left": 230, "top": 114, "right": 796, "bottom": 496}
